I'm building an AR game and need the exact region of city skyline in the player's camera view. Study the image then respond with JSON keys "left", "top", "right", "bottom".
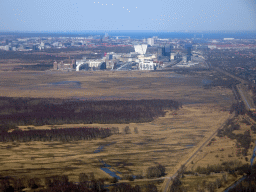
{"left": 0, "top": 0, "right": 256, "bottom": 32}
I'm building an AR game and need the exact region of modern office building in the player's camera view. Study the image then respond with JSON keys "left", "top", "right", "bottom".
{"left": 134, "top": 44, "right": 148, "bottom": 55}
{"left": 163, "top": 45, "right": 171, "bottom": 57}
{"left": 157, "top": 47, "right": 165, "bottom": 57}
{"left": 157, "top": 45, "right": 171, "bottom": 57}
{"left": 147, "top": 38, "right": 154, "bottom": 46}
{"left": 185, "top": 44, "right": 193, "bottom": 62}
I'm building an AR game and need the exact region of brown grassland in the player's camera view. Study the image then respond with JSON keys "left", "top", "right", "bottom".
{"left": 0, "top": 70, "right": 233, "bottom": 103}
{"left": 180, "top": 113, "right": 256, "bottom": 192}
{"left": 0, "top": 69, "right": 236, "bottom": 190}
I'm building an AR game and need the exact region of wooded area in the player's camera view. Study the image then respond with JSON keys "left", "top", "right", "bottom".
{"left": 0, "top": 97, "right": 181, "bottom": 127}
{"left": 0, "top": 173, "right": 160, "bottom": 192}
{"left": 0, "top": 127, "right": 112, "bottom": 142}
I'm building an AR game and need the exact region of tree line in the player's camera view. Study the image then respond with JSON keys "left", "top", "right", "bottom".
{"left": 0, "top": 97, "right": 181, "bottom": 127}
{"left": 0, "top": 173, "right": 160, "bottom": 192}
{"left": 0, "top": 127, "right": 112, "bottom": 142}
{"left": 229, "top": 173, "right": 256, "bottom": 192}
{"left": 230, "top": 102, "right": 246, "bottom": 116}
{"left": 217, "top": 118, "right": 252, "bottom": 156}
{"left": 194, "top": 160, "right": 250, "bottom": 175}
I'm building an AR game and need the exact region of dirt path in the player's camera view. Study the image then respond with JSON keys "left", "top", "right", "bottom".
{"left": 161, "top": 113, "right": 234, "bottom": 192}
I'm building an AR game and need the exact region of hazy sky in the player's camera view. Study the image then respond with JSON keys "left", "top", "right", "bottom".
{"left": 0, "top": 0, "right": 256, "bottom": 32}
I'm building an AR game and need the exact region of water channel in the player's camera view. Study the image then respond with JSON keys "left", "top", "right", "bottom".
{"left": 94, "top": 143, "right": 121, "bottom": 180}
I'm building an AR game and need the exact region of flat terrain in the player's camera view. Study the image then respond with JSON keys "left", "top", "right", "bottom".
{"left": 179, "top": 113, "right": 256, "bottom": 191}
{"left": 0, "top": 70, "right": 233, "bottom": 105}
{"left": 0, "top": 104, "right": 230, "bottom": 183}
{"left": 0, "top": 70, "right": 236, "bottom": 190}
{"left": 186, "top": 115, "right": 254, "bottom": 172}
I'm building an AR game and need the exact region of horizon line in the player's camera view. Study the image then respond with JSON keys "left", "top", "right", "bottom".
{"left": 1, "top": 30, "right": 256, "bottom": 33}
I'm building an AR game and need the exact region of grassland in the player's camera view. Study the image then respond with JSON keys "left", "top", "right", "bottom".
{"left": 0, "top": 104, "right": 230, "bottom": 183}
{"left": 0, "top": 69, "right": 236, "bottom": 191}
{"left": 0, "top": 70, "right": 233, "bottom": 105}
{"left": 179, "top": 113, "right": 256, "bottom": 191}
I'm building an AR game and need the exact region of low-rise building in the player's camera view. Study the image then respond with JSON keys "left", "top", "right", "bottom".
{"left": 139, "top": 60, "right": 159, "bottom": 70}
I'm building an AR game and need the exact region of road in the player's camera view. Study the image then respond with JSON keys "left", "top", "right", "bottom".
{"left": 115, "top": 62, "right": 132, "bottom": 71}
{"left": 160, "top": 59, "right": 182, "bottom": 70}
{"left": 210, "top": 66, "right": 252, "bottom": 86}
{"left": 236, "top": 84, "right": 255, "bottom": 111}
{"left": 161, "top": 114, "right": 234, "bottom": 192}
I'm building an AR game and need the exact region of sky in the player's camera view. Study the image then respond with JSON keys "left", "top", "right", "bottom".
{"left": 0, "top": 0, "right": 256, "bottom": 32}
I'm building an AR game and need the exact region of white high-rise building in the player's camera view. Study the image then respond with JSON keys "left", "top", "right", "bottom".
{"left": 147, "top": 38, "right": 154, "bottom": 46}
{"left": 134, "top": 44, "right": 148, "bottom": 55}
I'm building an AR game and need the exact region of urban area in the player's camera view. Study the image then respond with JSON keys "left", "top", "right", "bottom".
{"left": 1, "top": 32, "right": 256, "bottom": 192}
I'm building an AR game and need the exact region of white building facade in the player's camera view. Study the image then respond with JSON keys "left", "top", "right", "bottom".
{"left": 147, "top": 38, "right": 154, "bottom": 46}
{"left": 139, "top": 60, "right": 158, "bottom": 70}
{"left": 134, "top": 44, "right": 148, "bottom": 55}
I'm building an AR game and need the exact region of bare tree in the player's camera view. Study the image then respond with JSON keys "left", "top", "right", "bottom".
{"left": 134, "top": 127, "right": 139, "bottom": 134}
{"left": 79, "top": 173, "right": 89, "bottom": 183}
{"left": 124, "top": 126, "right": 131, "bottom": 134}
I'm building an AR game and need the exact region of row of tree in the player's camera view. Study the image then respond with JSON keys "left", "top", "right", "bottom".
{"left": 0, "top": 127, "right": 112, "bottom": 142}
{"left": 230, "top": 102, "right": 246, "bottom": 115}
{"left": 217, "top": 118, "right": 252, "bottom": 156}
{"left": 0, "top": 97, "right": 181, "bottom": 126}
{"left": 0, "top": 173, "right": 160, "bottom": 192}
{"left": 229, "top": 175, "right": 256, "bottom": 192}
{"left": 145, "top": 164, "right": 166, "bottom": 179}
{"left": 194, "top": 160, "right": 250, "bottom": 175}
{"left": 193, "top": 175, "right": 228, "bottom": 192}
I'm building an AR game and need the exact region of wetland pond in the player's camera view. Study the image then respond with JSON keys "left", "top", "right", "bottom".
{"left": 49, "top": 81, "right": 81, "bottom": 88}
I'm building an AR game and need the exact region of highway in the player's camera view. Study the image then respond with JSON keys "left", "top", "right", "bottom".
{"left": 209, "top": 64, "right": 255, "bottom": 112}
{"left": 236, "top": 84, "right": 255, "bottom": 111}
{"left": 161, "top": 114, "right": 234, "bottom": 192}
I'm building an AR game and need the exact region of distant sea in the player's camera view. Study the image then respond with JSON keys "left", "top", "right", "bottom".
{"left": 104, "top": 31, "right": 256, "bottom": 39}
{"left": 1, "top": 31, "right": 256, "bottom": 39}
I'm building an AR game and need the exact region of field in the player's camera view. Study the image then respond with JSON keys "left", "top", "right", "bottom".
{"left": 0, "top": 70, "right": 233, "bottom": 104}
{"left": 0, "top": 70, "right": 236, "bottom": 190}
{"left": 1, "top": 105, "right": 230, "bottom": 182}
{"left": 178, "top": 113, "right": 256, "bottom": 191}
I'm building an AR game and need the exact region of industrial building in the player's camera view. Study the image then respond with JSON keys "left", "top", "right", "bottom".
{"left": 76, "top": 58, "right": 105, "bottom": 71}
{"left": 53, "top": 59, "right": 76, "bottom": 70}
{"left": 170, "top": 52, "right": 182, "bottom": 60}
{"left": 0, "top": 45, "right": 10, "bottom": 51}
{"left": 73, "top": 44, "right": 161, "bottom": 71}
{"left": 139, "top": 60, "right": 159, "bottom": 70}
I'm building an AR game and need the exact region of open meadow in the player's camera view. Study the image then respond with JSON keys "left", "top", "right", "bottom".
{"left": 177, "top": 113, "right": 256, "bottom": 192}
{"left": 0, "top": 70, "right": 236, "bottom": 190}
{"left": 0, "top": 70, "right": 233, "bottom": 104}
{"left": 1, "top": 105, "right": 230, "bottom": 183}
